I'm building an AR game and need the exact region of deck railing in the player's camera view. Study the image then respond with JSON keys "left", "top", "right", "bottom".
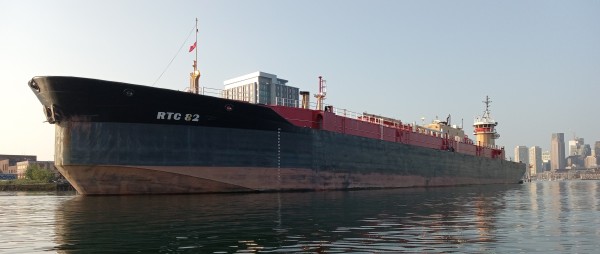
{"left": 197, "top": 86, "right": 504, "bottom": 153}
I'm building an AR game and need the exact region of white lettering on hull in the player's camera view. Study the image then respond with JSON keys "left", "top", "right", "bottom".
{"left": 156, "top": 112, "right": 200, "bottom": 122}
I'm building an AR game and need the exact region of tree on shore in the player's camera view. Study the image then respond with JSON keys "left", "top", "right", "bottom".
{"left": 25, "top": 164, "right": 55, "bottom": 183}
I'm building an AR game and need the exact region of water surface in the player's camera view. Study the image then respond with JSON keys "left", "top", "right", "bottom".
{"left": 0, "top": 181, "right": 598, "bottom": 253}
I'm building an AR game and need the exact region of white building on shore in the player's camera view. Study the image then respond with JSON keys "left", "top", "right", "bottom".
{"left": 223, "top": 71, "right": 299, "bottom": 107}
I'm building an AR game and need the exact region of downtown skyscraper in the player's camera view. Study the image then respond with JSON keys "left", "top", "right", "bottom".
{"left": 529, "top": 146, "right": 542, "bottom": 175}
{"left": 551, "top": 133, "right": 566, "bottom": 171}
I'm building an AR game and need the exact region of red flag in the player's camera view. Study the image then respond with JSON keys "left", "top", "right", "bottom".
{"left": 188, "top": 42, "right": 197, "bottom": 52}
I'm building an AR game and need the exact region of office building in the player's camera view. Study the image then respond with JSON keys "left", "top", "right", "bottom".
{"left": 223, "top": 71, "right": 300, "bottom": 107}
{"left": 514, "top": 146, "right": 529, "bottom": 164}
{"left": 541, "top": 150, "right": 551, "bottom": 171}
{"left": 529, "top": 146, "right": 542, "bottom": 176}
{"left": 551, "top": 133, "right": 566, "bottom": 171}
{"left": 594, "top": 141, "right": 600, "bottom": 157}
{"left": 568, "top": 138, "right": 579, "bottom": 156}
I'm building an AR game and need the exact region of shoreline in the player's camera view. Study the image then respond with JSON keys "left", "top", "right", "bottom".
{"left": 0, "top": 182, "right": 75, "bottom": 192}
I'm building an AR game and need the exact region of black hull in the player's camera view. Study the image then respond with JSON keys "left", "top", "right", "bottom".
{"left": 30, "top": 76, "right": 526, "bottom": 194}
{"left": 30, "top": 76, "right": 295, "bottom": 131}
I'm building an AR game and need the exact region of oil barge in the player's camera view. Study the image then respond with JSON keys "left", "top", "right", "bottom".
{"left": 28, "top": 70, "right": 525, "bottom": 195}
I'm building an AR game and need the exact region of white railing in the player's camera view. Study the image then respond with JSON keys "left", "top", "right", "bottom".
{"left": 200, "top": 87, "right": 223, "bottom": 97}
{"left": 275, "top": 97, "right": 300, "bottom": 108}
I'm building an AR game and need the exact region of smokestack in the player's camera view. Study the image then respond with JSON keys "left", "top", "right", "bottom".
{"left": 300, "top": 91, "right": 310, "bottom": 109}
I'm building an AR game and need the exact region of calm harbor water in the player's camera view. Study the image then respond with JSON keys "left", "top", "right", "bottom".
{"left": 1, "top": 180, "right": 599, "bottom": 253}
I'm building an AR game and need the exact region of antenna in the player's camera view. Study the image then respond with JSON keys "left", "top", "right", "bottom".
{"left": 483, "top": 95, "right": 492, "bottom": 114}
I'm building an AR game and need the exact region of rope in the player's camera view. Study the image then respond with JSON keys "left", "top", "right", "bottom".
{"left": 152, "top": 24, "right": 196, "bottom": 86}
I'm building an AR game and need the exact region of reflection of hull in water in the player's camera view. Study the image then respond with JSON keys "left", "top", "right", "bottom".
{"left": 30, "top": 76, "right": 526, "bottom": 195}
{"left": 54, "top": 185, "right": 516, "bottom": 252}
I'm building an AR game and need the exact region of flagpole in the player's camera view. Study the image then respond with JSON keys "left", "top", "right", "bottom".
{"left": 196, "top": 18, "right": 201, "bottom": 94}
{"left": 195, "top": 17, "right": 198, "bottom": 76}
{"left": 190, "top": 18, "right": 201, "bottom": 94}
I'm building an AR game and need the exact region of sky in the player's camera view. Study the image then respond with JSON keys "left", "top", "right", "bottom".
{"left": 0, "top": 0, "right": 598, "bottom": 161}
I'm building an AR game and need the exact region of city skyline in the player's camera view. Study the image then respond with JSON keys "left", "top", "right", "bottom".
{"left": 513, "top": 132, "right": 599, "bottom": 173}
{"left": 1, "top": 1, "right": 599, "bottom": 160}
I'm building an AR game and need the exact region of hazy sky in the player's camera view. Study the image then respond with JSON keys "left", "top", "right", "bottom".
{"left": 1, "top": 0, "right": 598, "bottom": 161}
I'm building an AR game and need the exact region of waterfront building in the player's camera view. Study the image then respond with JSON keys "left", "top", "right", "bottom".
{"left": 15, "top": 161, "right": 58, "bottom": 179}
{"left": 0, "top": 154, "right": 36, "bottom": 166}
{"left": 594, "top": 141, "right": 600, "bottom": 157}
{"left": 0, "top": 159, "right": 9, "bottom": 174}
{"left": 0, "top": 159, "right": 16, "bottom": 179}
{"left": 551, "top": 133, "right": 566, "bottom": 171}
{"left": 584, "top": 156, "right": 597, "bottom": 169}
{"left": 223, "top": 71, "right": 300, "bottom": 107}
{"left": 529, "top": 146, "right": 542, "bottom": 176}
{"left": 0, "top": 159, "right": 17, "bottom": 179}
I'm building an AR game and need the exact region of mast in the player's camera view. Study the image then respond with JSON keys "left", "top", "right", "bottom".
{"left": 483, "top": 95, "right": 491, "bottom": 118}
{"left": 189, "top": 18, "right": 201, "bottom": 94}
{"left": 315, "top": 76, "right": 326, "bottom": 111}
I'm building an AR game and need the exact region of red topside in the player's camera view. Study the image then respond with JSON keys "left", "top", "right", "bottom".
{"left": 268, "top": 105, "right": 505, "bottom": 160}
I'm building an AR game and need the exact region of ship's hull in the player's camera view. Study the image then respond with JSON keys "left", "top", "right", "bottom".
{"left": 31, "top": 76, "right": 525, "bottom": 195}
{"left": 55, "top": 121, "right": 524, "bottom": 195}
